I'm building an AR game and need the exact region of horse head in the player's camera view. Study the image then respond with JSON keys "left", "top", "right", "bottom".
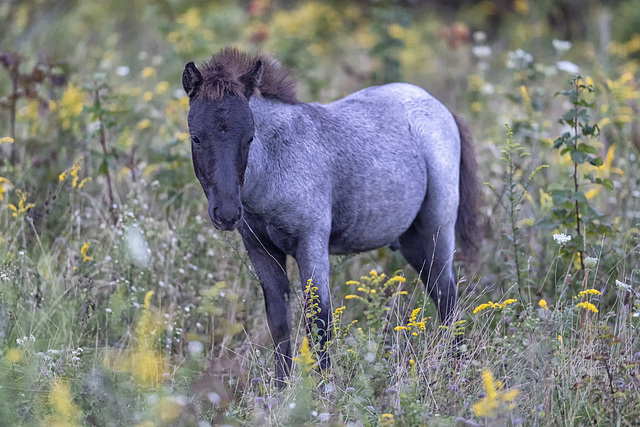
{"left": 182, "top": 60, "right": 263, "bottom": 231}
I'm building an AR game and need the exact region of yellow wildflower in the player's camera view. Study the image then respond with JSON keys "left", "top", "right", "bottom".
{"left": 8, "top": 190, "right": 35, "bottom": 218}
{"left": 144, "top": 290, "right": 154, "bottom": 309}
{"left": 70, "top": 157, "right": 82, "bottom": 188}
{"left": 293, "top": 337, "right": 316, "bottom": 373}
{"left": 558, "top": 335, "right": 563, "bottom": 344}
{"left": 155, "top": 81, "right": 169, "bottom": 94}
{"left": 137, "top": 119, "right": 152, "bottom": 130}
{"left": 142, "top": 91, "right": 153, "bottom": 102}
{"left": 0, "top": 177, "right": 13, "bottom": 201}
{"left": 369, "top": 269, "right": 378, "bottom": 278}
{"left": 576, "top": 301, "right": 598, "bottom": 313}
{"left": 59, "top": 83, "right": 85, "bottom": 130}
{"left": 77, "top": 177, "right": 91, "bottom": 189}
{"left": 386, "top": 275, "right": 407, "bottom": 284}
{"left": 578, "top": 288, "right": 601, "bottom": 297}
{"left": 473, "top": 301, "right": 496, "bottom": 314}
{"left": 177, "top": 8, "right": 201, "bottom": 29}
{"left": 345, "top": 280, "right": 360, "bottom": 285}
{"left": 6, "top": 348, "right": 22, "bottom": 363}
{"left": 497, "top": 299, "right": 517, "bottom": 309}
{"left": 409, "top": 307, "right": 421, "bottom": 324}
{"left": 473, "top": 370, "right": 520, "bottom": 418}
{"left": 80, "top": 241, "right": 93, "bottom": 263}
{"left": 49, "top": 379, "right": 81, "bottom": 424}
{"left": 0, "top": 136, "right": 14, "bottom": 144}
{"left": 380, "top": 413, "right": 394, "bottom": 425}
{"left": 539, "top": 299, "right": 548, "bottom": 309}
{"left": 141, "top": 67, "right": 155, "bottom": 78}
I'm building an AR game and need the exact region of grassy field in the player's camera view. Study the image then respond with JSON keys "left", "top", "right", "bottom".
{"left": 1, "top": 1, "right": 639, "bottom": 425}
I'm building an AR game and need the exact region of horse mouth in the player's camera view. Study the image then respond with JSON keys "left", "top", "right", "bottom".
{"left": 211, "top": 218, "right": 241, "bottom": 231}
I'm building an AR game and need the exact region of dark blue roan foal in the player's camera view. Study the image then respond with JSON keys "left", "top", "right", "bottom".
{"left": 183, "top": 47, "right": 479, "bottom": 385}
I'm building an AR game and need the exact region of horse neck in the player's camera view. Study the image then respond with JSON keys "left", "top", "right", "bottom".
{"left": 250, "top": 96, "right": 298, "bottom": 139}
{"left": 242, "top": 97, "right": 301, "bottom": 207}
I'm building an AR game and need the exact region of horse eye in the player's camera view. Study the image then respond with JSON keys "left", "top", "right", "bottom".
{"left": 191, "top": 136, "right": 201, "bottom": 145}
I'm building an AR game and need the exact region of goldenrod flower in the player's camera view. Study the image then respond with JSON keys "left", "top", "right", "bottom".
{"left": 77, "top": 177, "right": 91, "bottom": 189}
{"left": 70, "top": 157, "right": 82, "bottom": 188}
{"left": 8, "top": 190, "right": 35, "bottom": 218}
{"left": 0, "top": 177, "right": 13, "bottom": 201}
{"left": 59, "top": 83, "right": 85, "bottom": 130}
{"left": 293, "top": 337, "right": 316, "bottom": 373}
{"left": 380, "top": 413, "right": 394, "bottom": 425}
{"left": 49, "top": 379, "right": 81, "bottom": 424}
{"left": 137, "top": 119, "right": 152, "bottom": 130}
{"left": 177, "top": 8, "right": 201, "bottom": 29}
{"left": 473, "top": 370, "right": 520, "bottom": 418}
{"left": 496, "top": 299, "right": 517, "bottom": 309}
{"left": 80, "top": 241, "right": 93, "bottom": 263}
{"left": 141, "top": 67, "right": 155, "bottom": 78}
{"left": 578, "top": 288, "right": 601, "bottom": 297}
{"left": 539, "top": 299, "right": 548, "bottom": 309}
{"left": 474, "top": 299, "right": 517, "bottom": 314}
{"left": 6, "top": 348, "right": 22, "bottom": 363}
{"left": 473, "top": 301, "right": 496, "bottom": 314}
{"left": 155, "top": 81, "right": 169, "bottom": 94}
{"left": 576, "top": 301, "right": 598, "bottom": 313}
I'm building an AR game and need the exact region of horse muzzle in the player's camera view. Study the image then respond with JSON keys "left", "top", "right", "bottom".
{"left": 209, "top": 203, "right": 243, "bottom": 231}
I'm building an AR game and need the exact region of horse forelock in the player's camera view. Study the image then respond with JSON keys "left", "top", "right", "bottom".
{"left": 198, "top": 47, "right": 298, "bottom": 104}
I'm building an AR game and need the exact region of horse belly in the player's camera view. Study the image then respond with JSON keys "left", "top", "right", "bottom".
{"left": 328, "top": 165, "right": 426, "bottom": 254}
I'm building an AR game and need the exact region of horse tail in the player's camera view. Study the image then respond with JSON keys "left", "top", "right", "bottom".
{"left": 453, "top": 113, "right": 481, "bottom": 258}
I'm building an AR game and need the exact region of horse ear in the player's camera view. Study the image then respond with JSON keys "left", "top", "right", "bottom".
{"left": 182, "top": 61, "right": 203, "bottom": 98}
{"left": 239, "top": 60, "right": 263, "bottom": 99}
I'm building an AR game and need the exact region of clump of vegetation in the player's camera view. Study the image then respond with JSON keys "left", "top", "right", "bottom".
{"left": 1, "top": 1, "right": 639, "bottom": 425}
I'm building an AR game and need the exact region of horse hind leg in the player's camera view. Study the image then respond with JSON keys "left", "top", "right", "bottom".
{"left": 398, "top": 221, "right": 457, "bottom": 325}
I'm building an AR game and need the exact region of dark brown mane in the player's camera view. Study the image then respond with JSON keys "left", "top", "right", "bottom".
{"left": 199, "top": 47, "right": 298, "bottom": 104}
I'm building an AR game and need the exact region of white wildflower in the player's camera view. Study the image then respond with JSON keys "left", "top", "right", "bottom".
{"left": 473, "top": 31, "right": 487, "bottom": 44}
{"left": 553, "top": 233, "right": 572, "bottom": 245}
{"left": 552, "top": 39, "right": 572, "bottom": 52}
{"left": 584, "top": 256, "right": 598, "bottom": 268}
{"left": 116, "top": 66, "right": 130, "bottom": 76}
{"left": 472, "top": 45, "right": 492, "bottom": 58}
{"left": 615, "top": 280, "right": 632, "bottom": 292}
{"left": 557, "top": 60, "right": 580, "bottom": 74}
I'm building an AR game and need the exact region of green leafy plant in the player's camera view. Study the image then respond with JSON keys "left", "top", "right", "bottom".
{"left": 550, "top": 75, "right": 612, "bottom": 274}
{"left": 486, "top": 124, "right": 548, "bottom": 302}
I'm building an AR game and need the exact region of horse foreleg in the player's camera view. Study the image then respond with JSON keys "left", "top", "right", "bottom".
{"left": 241, "top": 233, "right": 291, "bottom": 386}
{"left": 294, "top": 239, "right": 332, "bottom": 371}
